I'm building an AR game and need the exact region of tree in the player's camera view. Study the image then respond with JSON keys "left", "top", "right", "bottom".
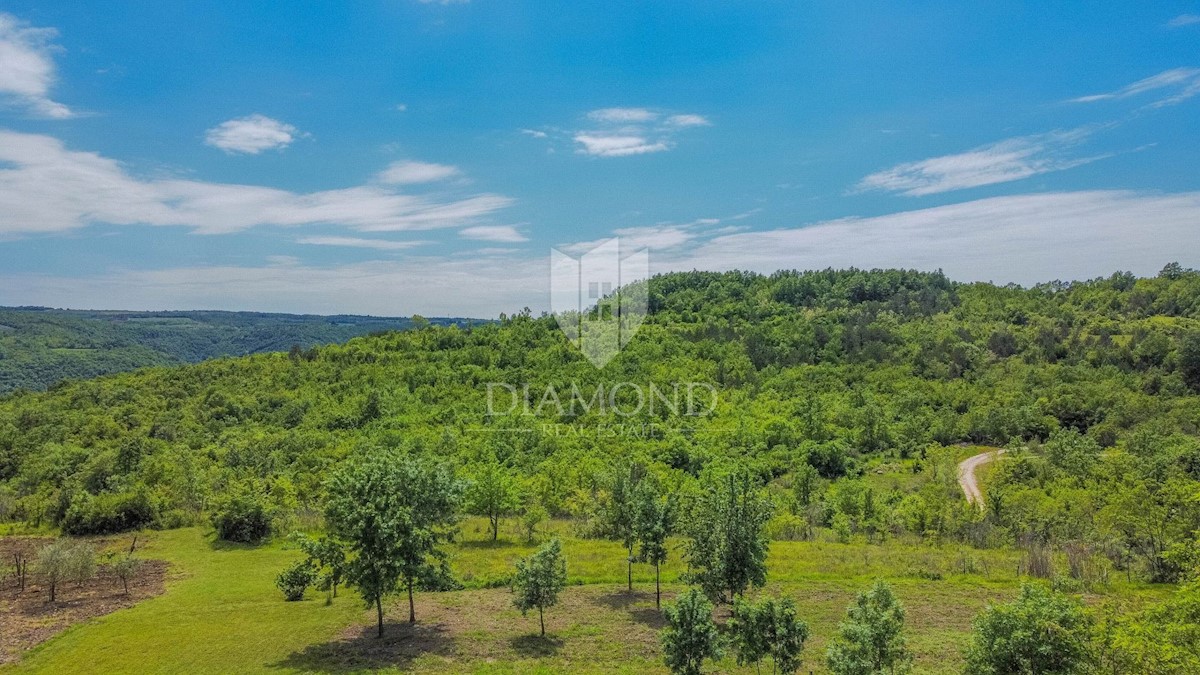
{"left": 791, "top": 463, "right": 821, "bottom": 511}
{"left": 520, "top": 501, "right": 548, "bottom": 544}
{"left": 113, "top": 555, "right": 142, "bottom": 594}
{"left": 293, "top": 534, "right": 346, "bottom": 600}
{"left": 730, "top": 597, "right": 770, "bottom": 672}
{"left": 1093, "top": 580, "right": 1200, "bottom": 673}
{"left": 683, "top": 470, "right": 774, "bottom": 603}
{"left": 826, "top": 579, "right": 912, "bottom": 675}
{"left": 731, "top": 596, "right": 810, "bottom": 675}
{"left": 766, "top": 597, "right": 810, "bottom": 675}
{"left": 324, "top": 449, "right": 463, "bottom": 636}
{"left": 601, "top": 462, "right": 645, "bottom": 592}
{"left": 35, "top": 539, "right": 93, "bottom": 603}
{"left": 634, "top": 479, "right": 675, "bottom": 608}
{"left": 465, "top": 456, "right": 521, "bottom": 541}
{"left": 512, "top": 537, "right": 567, "bottom": 636}
{"left": 1181, "top": 332, "right": 1200, "bottom": 392}
{"left": 661, "top": 588, "right": 724, "bottom": 675}
{"left": 964, "top": 583, "right": 1092, "bottom": 675}
{"left": 67, "top": 543, "right": 96, "bottom": 587}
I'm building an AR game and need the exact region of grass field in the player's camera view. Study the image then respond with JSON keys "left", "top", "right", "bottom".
{"left": 4, "top": 519, "right": 1169, "bottom": 674}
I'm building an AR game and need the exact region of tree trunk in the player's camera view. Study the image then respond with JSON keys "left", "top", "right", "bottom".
{"left": 655, "top": 563, "right": 661, "bottom": 609}
{"left": 539, "top": 606, "right": 545, "bottom": 636}
{"left": 407, "top": 579, "right": 416, "bottom": 623}
{"left": 375, "top": 595, "right": 384, "bottom": 638}
{"left": 491, "top": 515, "right": 499, "bottom": 541}
{"left": 627, "top": 545, "right": 633, "bottom": 591}
{"left": 122, "top": 577, "right": 129, "bottom": 594}
{"left": 49, "top": 580, "right": 56, "bottom": 603}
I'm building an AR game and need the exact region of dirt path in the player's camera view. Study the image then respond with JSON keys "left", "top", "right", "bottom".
{"left": 957, "top": 449, "right": 1004, "bottom": 509}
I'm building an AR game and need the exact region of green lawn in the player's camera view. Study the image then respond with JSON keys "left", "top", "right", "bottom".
{"left": 5, "top": 520, "right": 1168, "bottom": 674}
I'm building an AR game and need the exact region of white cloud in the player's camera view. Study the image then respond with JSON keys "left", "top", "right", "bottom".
{"left": 665, "top": 114, "right": 711, "bottom": 127}
{"left": 520, "top": 128, "right": 548, "bottom": 139}
{"left": 395, "top": 103, "right": 408, "bottom": 112}
{"left": 205, "top": 115, "right": 300, "bottom": 154}
{"left": 1069, "top": 68, "right": 1200, "bottom": 108}
{"left": 570, "top": 107, "right": 710, "bottom": 157}
{"left": 609, "top": 216, "right": 737, "bottom": 251}
{"left": 587, "top": 107, "right": 658, "bottom": 123}
{"left": 673, "top": 191, "right": 1200, "bottom": 286}
{"left": 6, "top": 190, "right": 1200, "bottom": 317}
{"left": 0, "top": 257, "right": 543, "bottom": 318}
{"left": 296, "top": 236, "right": 426, "bottom": 250}
{"left": 611, "top": 224, "right": 696, "bottom": 250}
{"left": 459, "top": 225, "right": 528, "bottom": 242}
{"left": 573, "top": 134, "right": 670, "bottom": 157}
{"left": 0, "top": 13, "right": 73, "bottom": 118}
{"left": 857, "top": 129, "right": 1104, "bottom": 196}
{"left": 377, "top": 160, "right": 460, "bottom": 184}
{"left": 1167, "top": 14, "right": 1200, "bottom": 28}
{"left": 0, "top": 130, "right": 513, "bottom": 236}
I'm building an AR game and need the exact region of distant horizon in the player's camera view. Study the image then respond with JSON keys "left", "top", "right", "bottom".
{"left": 1, "top": 261, "right": 1188, "bottom": 320}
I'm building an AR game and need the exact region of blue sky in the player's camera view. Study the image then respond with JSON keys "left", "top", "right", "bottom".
{"left": 1, "top": 1, "right": 1199, "bottom": 317}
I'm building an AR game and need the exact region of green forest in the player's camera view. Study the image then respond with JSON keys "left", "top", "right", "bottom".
{"left": 0, "top": 307, "right": 470, "bottom": 394}
{"left": 3, "top": 265, "right": 1200, "bottom": 672}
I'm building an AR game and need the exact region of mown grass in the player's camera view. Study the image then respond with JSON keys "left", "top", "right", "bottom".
{"left": 5, "top": 518, "right": 1169, "bottom": 674}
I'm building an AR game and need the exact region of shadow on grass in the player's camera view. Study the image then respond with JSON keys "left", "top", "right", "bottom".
{"left": 628, "top": 607, "right": 667, "bottom": 629}
{"left": 510, "top": 634, "right": 564, "bottom": 657}
{"left": 206, "top": 536, "right": 269, "bottom": 552}
{"left": 457, "top": 538, "right": 522, "bottom": 550}
{"left": 591, "top": 590, "right": 666, "bottom": 628}
{"left": 271, "top": 622, "right": 455, "bottom": 673}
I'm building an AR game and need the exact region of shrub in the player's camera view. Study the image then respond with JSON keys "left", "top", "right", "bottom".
{"left": 60, "top": 489, "right": 158, "bottom": 535}
{"left": 212, "top": 491, "right": 273, "bottom": 543}
{"left": 275, "top": 560, "right": 316, "bottom": 601}
{"left": 964, "top": 583, "right": 1092, "bottom": 675}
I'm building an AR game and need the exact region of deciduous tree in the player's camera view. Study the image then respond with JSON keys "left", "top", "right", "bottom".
{"left": 826, "top": 579, "right": 912, "bottom": 675}
{"left": 683, "top": 470, "right": 773, "bottom": 603}
{"left": 512, "top": 537, "right": 567, "bottom": 636}
{"left": 324, "top": 449, "right": 463, "bottom": 636}
{"left": 661, "top": 588, "right": 724, "bottom": 675}
{"left": 964, "top": 583, "right": 1092, "bottom": 675}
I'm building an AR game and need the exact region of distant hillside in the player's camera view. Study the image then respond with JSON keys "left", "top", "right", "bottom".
{"left": 0, "top": 308, "right": 479, "bottom": 394}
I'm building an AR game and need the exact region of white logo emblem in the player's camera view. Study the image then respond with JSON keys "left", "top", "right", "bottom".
{"left": 550, "top": 238, "right": 649, "bottom": 368}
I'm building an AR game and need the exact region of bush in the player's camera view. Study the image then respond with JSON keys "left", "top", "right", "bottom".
{"left": 212, "top": 491, "right": 273, "bottom": 543}
{"left": 964, "top": 583, "right": 1092, "bottom": 675}
{"left": 60, "top": 489, "right": 158, "bottom": 535}
{"left": 275, "top": 560, "right": 316, "bottom": 601}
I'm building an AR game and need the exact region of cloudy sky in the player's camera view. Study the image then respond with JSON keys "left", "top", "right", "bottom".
{"left": 1, "top": 2, "right": 1199, "bottom": 317}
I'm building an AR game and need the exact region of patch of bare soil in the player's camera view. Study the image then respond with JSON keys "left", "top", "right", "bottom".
{"left": 0, "top": 536, "right": 169, "bottom": 665}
